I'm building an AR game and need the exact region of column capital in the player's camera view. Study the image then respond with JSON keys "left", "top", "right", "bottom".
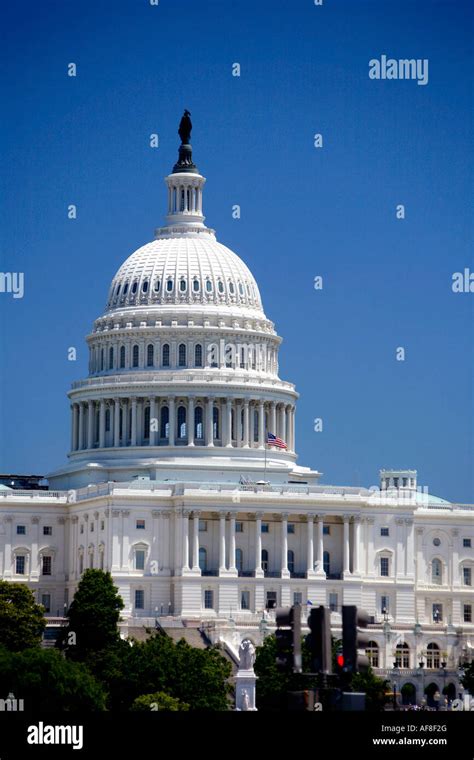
{"left": 151, "top": 510, "right": 162, "bottom": 518}
{"left": 343, "top": 513, "right": 351, "bottom": 522}
{"left": 183, "top": 509, "right": 192, "bottom": 517}
{"left": 71, "top": 515, "right": 79, "bottom": 523}
{"left": 351, "top": 514, "right": 361, "bottom": 524}
{"left": 121, "top": 509, "right": 130, "bottom": 517}
{"left": 192, "top": 510, "right": 201, "bottom": 518}
{"left": 31, "top": 516, "right": 40, "bottom": 524}
{"left": 307, "top": 512, "right": 316, "bottom": 521}
{"left": 255, "top": 511, "right": 264, "bottom": 520}
{"left": 281, "top": 512, "right": 289, "bottom": 521}
{"left": 111, "top": 510, "right": 121, "bottom": 518}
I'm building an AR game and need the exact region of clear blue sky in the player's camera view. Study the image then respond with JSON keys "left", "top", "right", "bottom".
{"left": 0, "top": 0, "right": 472, "bottom": 502}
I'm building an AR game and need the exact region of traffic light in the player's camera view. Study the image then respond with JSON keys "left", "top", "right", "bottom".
{"left": 275, "top": 604, "right": 302, "bottom": 673}
{"left": 342, "top": 605, "right": 370, "bottom": 674}
{"left": 306, "top": 605, "right": 332, "bottom": 674}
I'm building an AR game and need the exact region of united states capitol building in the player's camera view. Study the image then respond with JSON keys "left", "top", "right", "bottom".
{"left": 1, "top": 115, "right": 472, "bottom": 706}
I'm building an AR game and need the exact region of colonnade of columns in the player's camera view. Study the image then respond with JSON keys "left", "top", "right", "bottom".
{"left": 70, "top": 396, "right": 296, "bottom": 453}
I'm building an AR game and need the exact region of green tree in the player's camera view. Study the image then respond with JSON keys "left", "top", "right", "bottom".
{"left": 351, "top": 669, "right": 390, "bottom": 711}
{"left": 131, "top": 691, "right": 189, "bottom": 711}
{"left": 0, "top": 645, "right": 106, "bottom": 711}
{"left": 461, "top": 661, "right": 474, "bottom": 694}
{"left": 0, "top": 581, "right": 46, "bottom": 651}
{"left": 254, "top": 634, "right": 315, "bottom": 710}
{"left": 57, "top": 570, "right": 124, "bottom": 660}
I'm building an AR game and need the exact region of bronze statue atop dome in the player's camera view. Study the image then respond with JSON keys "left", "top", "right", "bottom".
{"left": 178, "top": 110, "right": 192, "bottom": 145}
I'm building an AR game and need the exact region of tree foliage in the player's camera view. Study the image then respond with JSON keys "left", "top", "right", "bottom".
{"left": 57, "top": 570, "right": 124, "bottom": 660}
{"left": 0, "top": 645, "right": 106, "bottom": 711}
{"left": 131, "top": 691, "right": 189, "bottom": 712}
{"left": 0, "top": 581, "right": 46, "bottom": 651}
{"left": 461, "top": 661, "right": 474, "bottom": 694}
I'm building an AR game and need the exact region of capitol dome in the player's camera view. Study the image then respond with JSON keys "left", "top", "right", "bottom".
{"left": 106, "top": 235, "right": 264, "bottom": 316}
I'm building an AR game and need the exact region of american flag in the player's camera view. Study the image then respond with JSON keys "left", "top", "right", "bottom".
{"left": 266, "top": 432, "right": 288, "bottom": 449}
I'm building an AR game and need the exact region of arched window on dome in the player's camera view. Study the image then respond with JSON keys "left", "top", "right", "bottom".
{"left": 179, "top": 278, "right": 186, "bottom": 292}
{"left": 238, "top": 282, "right": 244, "bottom": 296}
{"left": 120, "top": 346, "right": 125, "bottom": 369}
{"left": 123, "top": 282, "right": 129, "bottom": 296}
{"left": 206, "top": 279, "right": 212, "bottom": 293}
{"left": 142, "top": 280, "right": 149, "bottom": 294}
{"left": 225, "top": 343, "right": 232, "bottom": 368}
{"left": 162, "top": 344, "right": 170, "bottom": 367}
{"left": 108, "top": 346, "right": 114, "bottom": 370}
{"left": 105, "top": 408, "right": 111, "bottom": 432}
{"left": 195, "top": 406, "right": 203, "bottom": 440}
{"left": 180, "top": 188, "right": 185, "bottom": 212}
{"left": 194, "top": 344, "right": 202, "bottom": 367}
{"left": 218, "top": 280, "right": 224, "bottom": 294}
{"left": 240, "top": 347, "right": 246, "bottom": 369}
{"left": 177, "top": 406, "right": 186, "bottom": 439}
{"left": 287, "top": 550, "right": 295, "bottom": 574}
{"left": 253, "top": 410, "right": 258, "bottom": 442}
{"left": 160, "top": 406, "right": 169, "bottom": 439}
{"left": 143, "top": 405, "right": 150, "bottom": 440}
{"left": 131, "top": 281, "right": 138, "bottom": 295}
{"left": 193, "top": 278, "right": 200, "bottom": 292}
{"left": 154, "top": 279, "right": 161, "bottom": 293}
{"left": 146, "top": 344, "right": 154, "bottom": 368}
{"left": 100, "top": 349, "right": 104, "bottom": 372}
{"left": 166, "top": 279, "right": 173, "bottom": 293}
{"left": 132, "top": 345, "right": 139, "bottom": 368}
{"left": 229, "top": 281, "right": 235, "bottom": 295}
{"left": 213, "top": 406, "right": 220, "bottom": 440}
{"left": 178, "top": 343, "right": 186, "bottom": 367}
{"left": 246, "top": 283, "right": 251, "bottom": 296}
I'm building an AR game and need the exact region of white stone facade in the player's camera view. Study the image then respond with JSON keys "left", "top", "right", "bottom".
{"left": 0, "top": 133, "right": 472, "bottom": 705}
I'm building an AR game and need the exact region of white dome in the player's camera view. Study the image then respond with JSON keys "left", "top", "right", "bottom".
{"left": 106, "top": 233, "right": 264, "bottom": 315}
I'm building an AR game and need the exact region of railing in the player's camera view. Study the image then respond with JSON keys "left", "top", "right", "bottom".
{"left": 201, "top": 570, "right": 218, "bottom": 577}
{"left": 71, "top": 370, "right": 295, "bottom": 392}
{"left": 290, "top": 572, "right": 306, "bottom": 579}
{"left": 0, "top": 489, "right": 67, "bottom": 501}
{"left": 238, "top": 570, "right": 255, "bottom": 577}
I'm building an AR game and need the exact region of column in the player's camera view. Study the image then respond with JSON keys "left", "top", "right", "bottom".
{"left": 122, "top": 400, "right": 129, "bottom": 445}
{"left": 161, "top": 511, "right": 171, "bottom": 575}
{"left": 149, "top": 396, "right": 157, "bottom": 446}
{"left": 78, "top": 403, "right": 84, "bottom": 450}
{"left": 182, "top": 511, "right": 190, "bottom": 572}
{"left": 87, "top": 401, "right": 94, "bottom": 449}
{"left": 70, "top": 516, "right": 78, "bottom": 578}
{"left": 255, "top": 513, "right": 263, "bottom": 577}
{"left": 236, "top": 401, "right": 242, "bottom": 447}
{"left": 270, "top": 401, "right": 277, "bottom": 435}
{"left": 30, "top": 517, "right": 40, "bottom": 579}
{"left": 258, "top": 400, "right": 265, "bottom": 449}
{"left": 192, "top": 511, "right": 201, "bottom": 572}
{"left": 71, "top": 403, "right": 78, "bottom": 451}
{"left": 288, "top": 406, "right": 294, "bottom": 452}
{"left": 316, "top": 514, "right": 324, "bottom": 575}
{"left": 188, "top": 397, "right": 195, "bottom": 446}
{"left": 219, "top": 513, "right": 226, "bottom": 573}
{"left": 243, "top": 400, "right": 250, "bottom": 448}
{"left": 206, "top": 398, "right": 214, "bottom": 447}
{"left": 121, "top": 510, "right": 130, "bottom": 571}
{"left": 168, "top": 397, "right": 176, "bottom": 445}
{"left": 3, "top": 517, "right": 12, "bottom": 577}
{"left": 405, "top": 519, "right": 415, "bottom": 579}
{"left": 131, "top": 398, "right": 137, "bottom": 446}
{"left": 98, "top": 400, "right": 106, "bottom": 448}
{"left": 395, "top": 518, "right": 405, "bottom": 578}
{"left": 228, "top": 513, "right": 237, "bottom": 573}
{"left": 225, "top": 398, "right": 233, "bottom": 446}
{"left": 352, "top": 516, "right": 361, "bottom": 575}
{"left": 367, "top": 517, "right": 375, "bottom": 576}
{"left": 343, "top": 515, "right": 350, "bottom": 577}
{"left": 281, "top": 513, "right": 289, "bottom": 578}
{"left": 111, "top": 510, "right": 121, "bottom": 571}
{"left": 279, "top": 404, "right": 286, "bottom": 442}
{"left": 151, "top": 510, "right": 160, "bottom": 574}
{"left": 306, "top": 513, "right": 315, "bottom": 575}
{"left": 114, "top": 398, "right": 120, "bottom": 447}
{"left": 451, "top": 528, "right": 460, "bottom": 586}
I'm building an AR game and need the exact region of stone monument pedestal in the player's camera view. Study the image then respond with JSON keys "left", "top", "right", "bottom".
{"left": 234, "top": 669, "right": 257, "bottom": 711}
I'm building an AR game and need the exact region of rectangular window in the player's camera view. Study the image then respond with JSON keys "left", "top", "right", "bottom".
{"left": 136, "top": 519, "right": 145, "bottom": 530}
{"left": 16, "top": 525, "right": 26, "bottom": 535}
{"left": 381, "top": 595, "right": 389, "bottom": 615}
{"left": 380, "top": 557, "right": 389, "bottom": 577}
{"left": 43, "top": 526, "right": 52, "bottom": 536}
{"left": 236, "top": 522, "right": 244, "bottom": 533}
{"left": 15, "top": 555, "right": 25, "bottom": 575}
{"left": 329, "top": 592, "right": 338, "bottom": 612}
{"left": 287, "top": 523, "right": 295, "bottom": 534}
{"left": 241, "top": 590, "right": 250, "bottom": 610}
{"left": 42, "top": 556, "right": 52, "bottom": 576}
{"left": 464, "top": 604, "right": 472, "bottom": 623}
{"left": 135, "top": 550, "right": 145, "bottom": 570}
{"left": 90, "top": 522, "right": 94, "bottom": 532}
{"left": 261, "top": 523, "right": 269, "bottom": 533}
{"left": 323, "top": 526, "right": 330, "bottom": 535}
{"left": 380, "top": 527, "right": 389, "bottom": 537}
{"left": 135, "top": 589, "right": 144, "bottom": 609}
{"left": 293, "top": 592, "right": 303, "bottom": 606}
{"left": 432, "top": 603, "right": 443, "bottom": 622}
{"left": 41, "top": 593, "right": 51, "bottom": 613}
{"left": 463, "top": 567, "right": 472, "bottom": 586}
{"left": 402, "top": 477, "right": 408, "bottom": 487}
{"left": 204, "top": 590, "right": 214, "bottom": 609}
{"left": 199, "top": 520, "right": 207, "bottom": 532}
{"left": 101, "top": 520, "right": 105, "bottom": 531}
{"left": 265, "top": 591, "right": 277, "bottom": 610}
{"left": 80, "top": 524, "right": 84, "bottom": 534}
{"left": 463, "top": 538, "right": 472, "bottom": 548}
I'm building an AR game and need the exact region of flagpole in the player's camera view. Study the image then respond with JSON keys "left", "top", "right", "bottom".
{"left": 264, "top": 438, "right": 267, "bottom": 483}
